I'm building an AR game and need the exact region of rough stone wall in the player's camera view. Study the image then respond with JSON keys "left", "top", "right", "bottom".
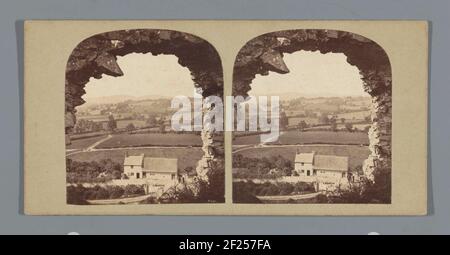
{"left": 233, "top": 29, "right": 392, "bottom": 181}
{"left": 65, "top": 29, "right": 224, "bottom": 184}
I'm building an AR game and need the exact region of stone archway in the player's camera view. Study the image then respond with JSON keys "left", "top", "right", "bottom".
{"left": 233, "top": 29, "right": 391, "bottom": 181}
{"left": 65, "top": 29, "right": 224, "bottom": 182}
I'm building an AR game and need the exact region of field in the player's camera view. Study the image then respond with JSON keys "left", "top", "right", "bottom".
{"left": 96, "top": 133, "right": 203, "bottom": 148}
{"left": 303, "top": 103, "right": 339, "bottom": 112}
{"left": 233, "top": 131, "right": 369, "bottom": 145}
{"left": 67, "top": 147, "right": 204, "bottom": 171}
{"left": 66, "top": 135, "right": 107, "bottom": 150}
{"left": 233, "top": 145, "right": 370, "bottom": 169}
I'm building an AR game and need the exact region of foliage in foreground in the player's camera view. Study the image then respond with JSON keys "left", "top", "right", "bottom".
{"left": 66, "top": 158, "right": 123, "bottom": 183}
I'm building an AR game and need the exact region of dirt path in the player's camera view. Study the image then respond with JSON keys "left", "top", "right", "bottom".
{"left": 85, "top": 134, "right": 112, "bottom": 151}
{"left": 87, "top": 194, "right": 154, "bottom": 205}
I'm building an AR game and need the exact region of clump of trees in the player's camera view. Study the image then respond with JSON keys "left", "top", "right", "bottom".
{"left": 233, "top": 182, "right": 262, "bottom": 203}
{"left": 233, "top": 155, "right": 293, "bottom": 179}
{"left": 324, "top": 169, "right": 391, "bottom": 204}
{"left": 345, "top": 123, "right": 354, "bottom": 132}
{"left": 66, "top": 184, "right": 146, "bottom": 205}
{"left": 66, "top": 158, "right": 123, "bottom": 183}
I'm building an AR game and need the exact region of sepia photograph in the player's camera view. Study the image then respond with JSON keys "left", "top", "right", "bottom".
{"left": 64, "top": 29, "right": 224, "bottom": 205}
{"left": 232, "top": 29, "right": 392, "bottom": 204}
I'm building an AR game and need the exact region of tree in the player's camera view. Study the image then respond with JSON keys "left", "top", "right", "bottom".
{"left": 345, "top": 123, "right": 353, "bottom": 132}
{"left": 146, "top": 115, "right": 157, "bottom": 126}
{"left": 126, "top": 123, "right": 136, "bottom": 133}
{"left": 183, "top": 166, "right": 196, "bottom": 177}
{"left": 159, "top": 122, "right": 166, "bottom": 133}
{"left": 319, "top": 112, "right": 329, "bottom": 124}
{"left": 107, "top": 115, "right": 117, "bottom": 132}
{"left": 329, "top": 115, "right": 338, "bottom": 132}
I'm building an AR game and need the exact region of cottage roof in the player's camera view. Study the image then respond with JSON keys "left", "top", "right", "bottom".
{"left": 314, "top": 155, "right": 348, "bottom": 172}
{"left": 123, "top": 155, "right": 144, "bottom": 166}
{"left": 295, "top": 153, "right": 315, "bottom": 163}
{"left": 143, "top": 157, "right": 178, "bottom": 174}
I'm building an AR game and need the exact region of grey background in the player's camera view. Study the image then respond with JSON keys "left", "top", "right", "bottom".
{"left": 0, "top": 0, "right": 448, "bottom": 234}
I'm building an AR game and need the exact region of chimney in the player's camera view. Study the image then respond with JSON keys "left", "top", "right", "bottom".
{"left": 125, "top": 151, "right": 128, "bottom": 157}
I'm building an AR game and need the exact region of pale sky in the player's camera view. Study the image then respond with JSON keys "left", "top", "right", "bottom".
{"left": 82, "top": 53, "right": 196, "bottom": 101}
{"left": 249, "top": 51, "right": 368, "bottom": 98}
